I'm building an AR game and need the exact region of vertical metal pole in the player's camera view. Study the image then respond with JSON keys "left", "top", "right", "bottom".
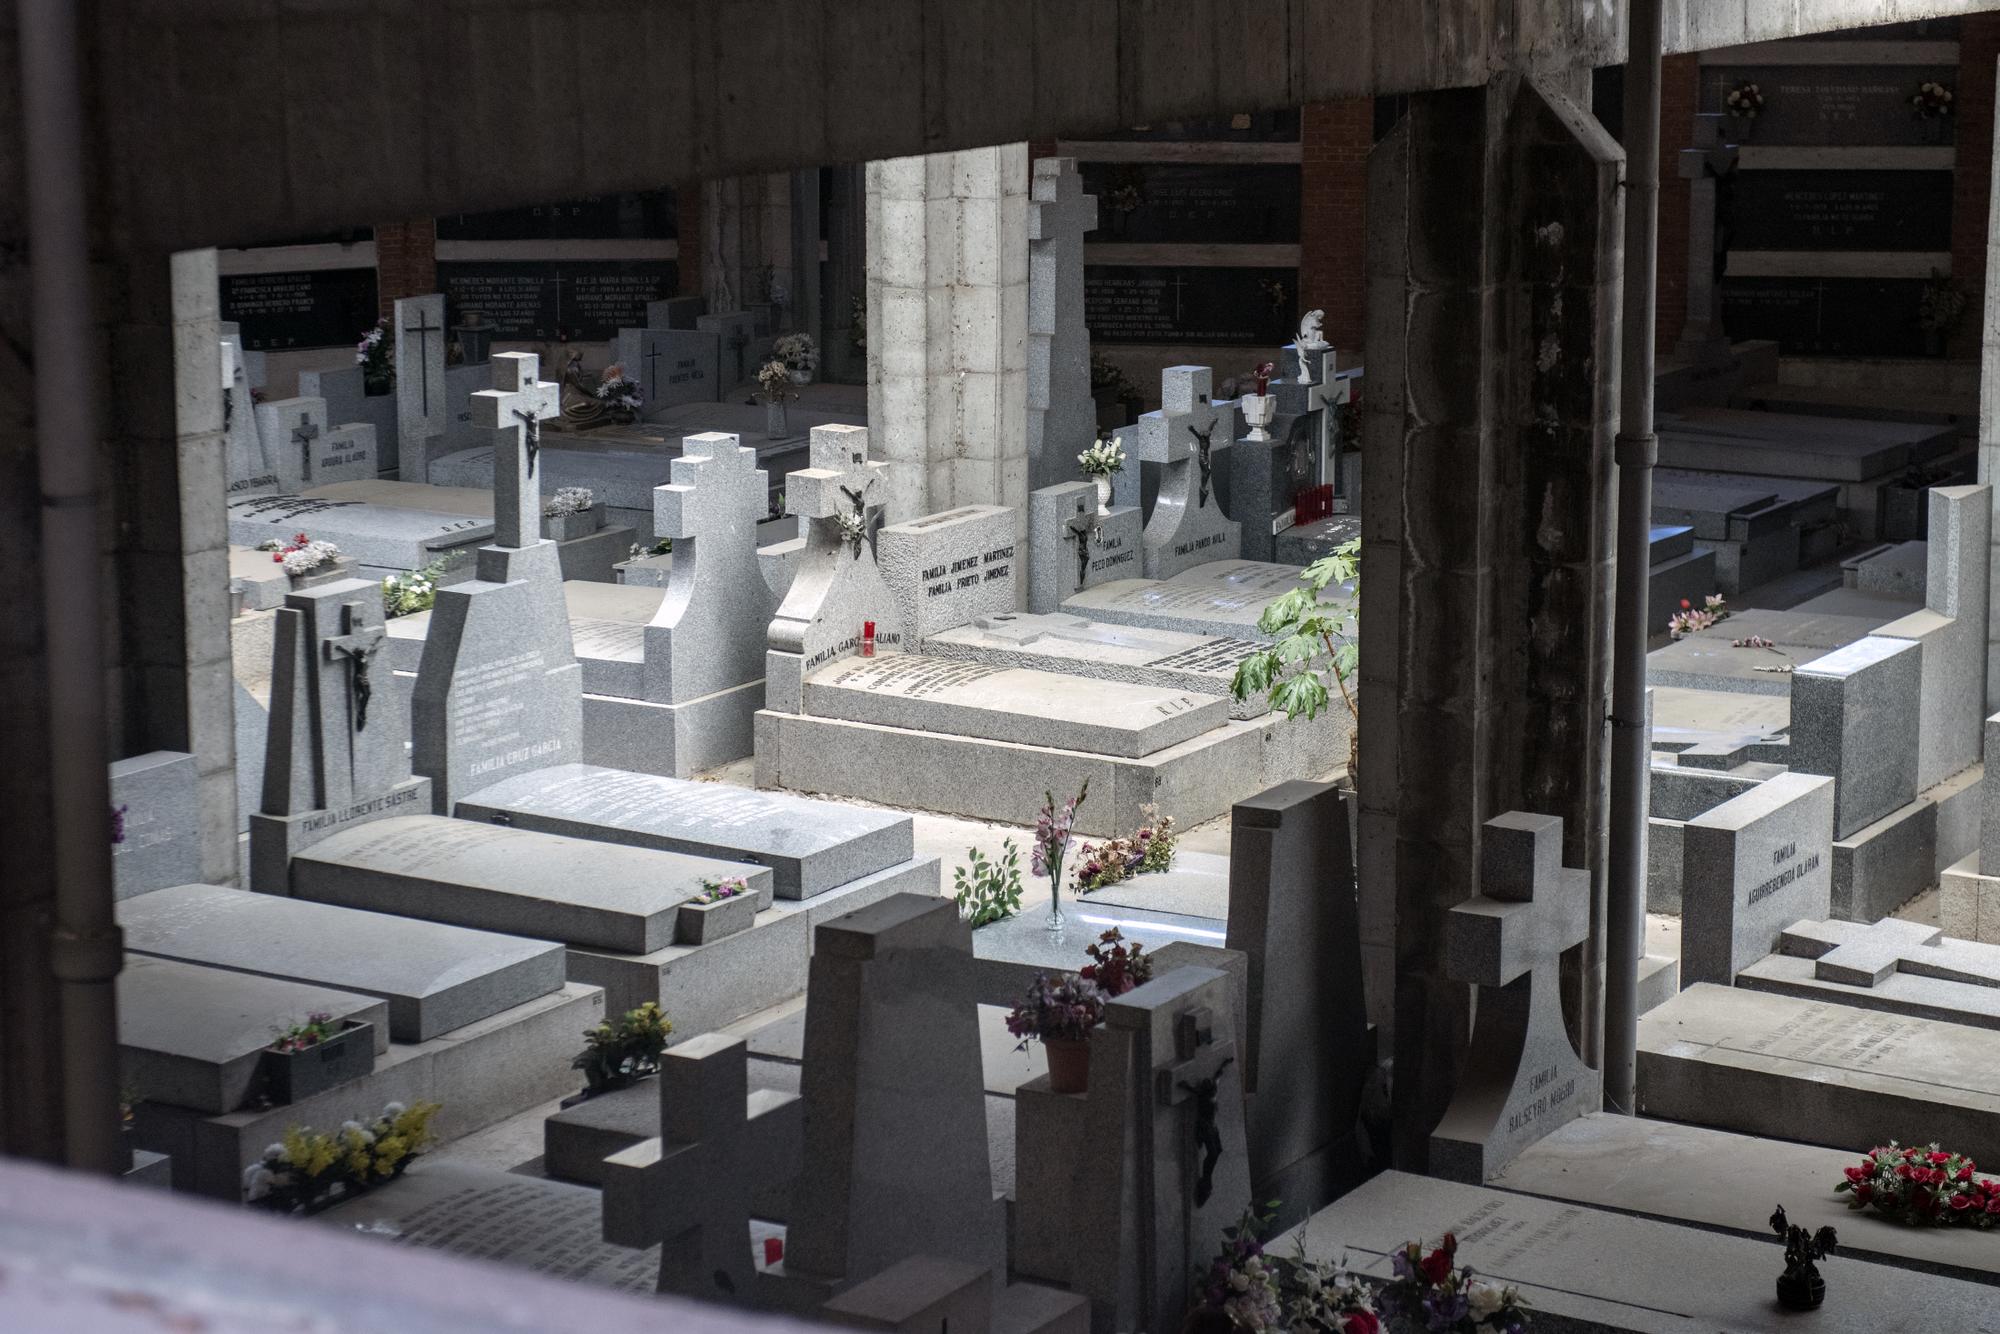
{"left": 18, "top": 0, "right": 126, "bottom": 1172}
{"left": 1605, "top": 0, "right": 1663, "bottom": 1115}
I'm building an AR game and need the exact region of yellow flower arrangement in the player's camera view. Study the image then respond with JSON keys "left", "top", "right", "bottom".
{"left": 246, "top": 1100, "right": 441, "bottom": 1212}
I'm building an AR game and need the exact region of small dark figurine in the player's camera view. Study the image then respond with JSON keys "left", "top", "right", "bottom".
{"left": 1770, "top": 1204, "right": 1838, "bottom": 1311}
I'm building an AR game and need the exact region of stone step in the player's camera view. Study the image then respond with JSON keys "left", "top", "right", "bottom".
{"left": 289, "top": 814, "right": 772, "bottom": 954}
{"left": 801, "top": 655, "right": 1229, "bottom": 760}
{"left": 455, "top": 763, "right": 914, "bottom": 900}
{"left": 1283, "top": 1168, "right": 2000, "bottom": 1333}
{"left": 137, "top": 982, "right": 602, "bottom": 1200}
{"left": 1492, "top": 1113, "right": 2000, "bottom": 1287}
{"left": 119, "top": 955, "right": 390, "bottom": 1115}
{"left": 1639, "top": 982, "right": 2000, "bottom": 1163}
{"left": 119, "top": 882, "right": 566, "bottom": 1042}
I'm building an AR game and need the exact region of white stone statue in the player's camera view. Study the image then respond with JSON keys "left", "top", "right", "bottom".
{"left": 1298, "top": 309, "right": 1328, "bottom": 349}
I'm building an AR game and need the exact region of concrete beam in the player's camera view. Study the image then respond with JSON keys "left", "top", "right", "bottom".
{"left": 56, "top": 0, "right": 2000, "bottom": 255}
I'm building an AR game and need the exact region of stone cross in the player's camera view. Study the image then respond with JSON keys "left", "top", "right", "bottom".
{"left": 1066, "top": 508, "right": 1102, "bottom": 587}
{"left": 402, "top": 305, "right": 443, "bottom": 415}
{"left": 290, "top": 411, "right": 322, "bottom": 483}
{"left": 1122, "top": 366, "right": 1242, "bottom": 578}
{"left": 470, "top": 352, "right": 561, "bottom": 548}
{"left": 788, "top": 423, "right": 888, "bottom": 559}
{"left": 641, "top": 340, "right": 663, "bottom": 401}
{"left": 645, "top": 435, "right": 771, "bottom": 704}
{"left": 1427, "top": 810, "right": 1601, "bottom": 1184}
{"left": 1779, "top": 917, "right": 2000, "bottom": 988}
{"left": 1025, "top": 156, "right": 1100, "bottom": 495}
{"left": 600, "top": 1032, "right": 802, "bottom": 1300}
{"left": 323, "top": 599, "right": 386, "bottom": 739}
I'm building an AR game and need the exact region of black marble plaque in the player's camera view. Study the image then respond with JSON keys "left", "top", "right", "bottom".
{"left": 220, "top": 267, "right": 380, "bottom": 351}
{"left": 436, "top": 260, "right": 678, "bottom": 340}
{"left": 1702, "top": 66, "right": 1958, "bottom": 146}
{"left": 436, "top": 190, "right": 677, "bottom": 241}
{"left": 1085, "top": 265, "right": 1297, "bottom": 346}
{"left": 1730, "top": 170, "right": 1952, "bottom": 250}
{"left": 1084, "top": 163, "right": 1301, "bottom": 244}
{"left": 1721, "top": 276, "right": 1928, "bottom": 356}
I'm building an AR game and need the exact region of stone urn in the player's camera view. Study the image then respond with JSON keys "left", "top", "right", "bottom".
{"left": 1241, "top": 393, "right": 1277, "bottom": 442}
{"left": 765, "top": 398, "right": 790, "bottom": 436}
{"left": 1092, "top": 474, "right": 1114, "bottom": 515}
{"left": 1044, "top": 1036, "right": 1090, "bottom": 1095}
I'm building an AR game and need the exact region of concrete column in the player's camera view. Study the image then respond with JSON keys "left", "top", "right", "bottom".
{"left": 110, "top": 250, "right": 239, "bottom": 886}
{"left": 822, "top": 164, "right": 868, "bottom": 385}
{"left": 700, "top": 173, "right": 796, "bottom": 320}
{"left": 1983, "top": 58, "right": 2000, "bottom": 709}
{"left": 1359, "top": 77, "right": 1622, "bottom": 1171}
{"left": 865, "top": 146, "right": 1029, "bottom": 525}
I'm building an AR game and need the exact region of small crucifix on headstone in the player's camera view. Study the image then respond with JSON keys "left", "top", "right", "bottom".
{"left": 1188, "top": 414, "right": 1218, "bottom": 509}
{"left": 323, "top": 599, "right": 386, "bottom": 735}
{"left": 470, "top": 352, "right": 561, "bottom": 548}
{"left": 291, "top": 412, "right": 321, "bottom": 484}
{"left": 1066, "top": 506, "right": 1101, "bottom": 587}
{"left": 402, "top": 307, "right": 443, "bottom": 416}
{"left": 787, "top": 425, "right": 887, "bottom": 560}
{"left": 641, "top": 337, "right": 664, "bottom": 404}
{"left": 1162, "top": 1007, "right": 1235, "bottom": 1206}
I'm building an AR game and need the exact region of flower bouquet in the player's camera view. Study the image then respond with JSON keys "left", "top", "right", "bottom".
{"left": 259, "top": 532, "right": 343, "bottom": 579}
{"left": 243, "top": 1100, "right": 441, "bottom": 1215}
{"left": 571, "top": 1001, "right": 674, "bottom": 1097}
{"left": 1837, "top": 1141, "right": 2000, "bottom": 1226}
{"left": 356, "top": 318, "right": 393, "bottom": 395}
{"left": 1912, "top": 80, "right": 1954, "bottom": 120}
{"left": 1076, "top": 804, "right": 1178, "bottom": 893}
{"left": 1005, "top": 973, "right": 1103, "bottom": 1093}
{"left": 593, "top": 364, "right": 643, "bottom": 421}
{"left": 1079, "top": 928, "right": 1152, "bottom": 998}
{"left": 1379, "top": 1233, "right": 1530, "bottom": 1334}
{"left": 1033, "top": 780, "right": 1088, "bottom": 930}
{"left": 1666, "top": 593, "right": 1728, "bottom": 640}
{"left": 1725, "top": 81, "right": 1764, "bottom": 120}
{"left": 775, "top": 332, "right": 818, "bottom": 383}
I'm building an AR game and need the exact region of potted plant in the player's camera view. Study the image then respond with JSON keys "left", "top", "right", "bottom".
{"left": 953, "top": 839, "right": 1024, "bottom": 927}
{"left": 593, "top": 364, "right": 644, "bottom": 424}
{"left": 1232, "top": 538, "right": 1359, "bottom": 777}
{"left": 1771, "top": 1205, "right": 1837, "bottom": 1311}
{"left": 758, "top": 358, "right": 797, "bottom": 436}
{"left": 569, "top": 1002, "right": 674, "bottom": 1103}
{"left": 261, "top": 1010, "right": 376, "bottom": 1105}
{"left": 775, "top": 332, "right": 818, "bottom": 385}
{"left": 542, "top": 486, "right": 602, "bottom": 541}
{"left": 1006, "top": 973, "right": 1104, "bottom": 1095}
{"left": 242, "top": 1099, "right": 441, "bottom": 1216}
{"left": 1078, "top": 434, "right": 1126, "bottom": 516}
{"left": 1033, "top": 780, "right": 1088, "bottom": 931}
{"left": 258, "top": 533, "right": 350, "bottom": 587}
{"left": 675, "top": 875, "right": 758, "bottom": 945}
{"left": 356, "top": 318, "right": 394, "bottom": 396}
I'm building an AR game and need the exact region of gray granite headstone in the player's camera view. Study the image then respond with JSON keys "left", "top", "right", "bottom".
{"left": 613, "top": 326, "right": 721, "bottom": 417}
{"left": 248, "top": 580, "right": 432, "bottom": 893}
{"left": 413, "top": 352, "right": 581, "bottom": 812}
{"left": 1430, "top": 811, "right": 1601, "bottom": 1183}
{"left": 876, "top": 505, "right": 1019, "bottom": 643}
{"left": 226, "top": 494, "right": 491, "bottom": 574}
{"left": 394, "top": 294, "right": 449, "bottom": 464}
{"left": 222, "top": 337, "right": 278, "bottom": 498}
{"left": 1025, "top": 482, "right": 1141, "bottom": 614}
{"left": 643, "top": 434, "right": 774, "bottom": 706}
{"left": 647, "top": 295, "right": 706, "bottom": 330}
{"left": 698, "top": 310, "right": 765, "bottom": 395}
{"left": 1789, "top": 635, "right": 1922, "bottom": 839}
{"left": 1120, "top": 366, "right": 1241, "bottom": 580}
{"left": 1025, "top": 157, "right": 1098, "bottom": 496}
{"left": 253, "top": 396, "right": 328, "bottom": 494}
{"left": 1875, "top": 484, "right": 1991, "bottom": 792}
{"left": 1679, "top": 771, "right": 1835, "bottom": 986}
{"left": 313, "top": 423, "right": 377, "bottom": 487}
{"left": 298, "top": 362, "right": 398, "bottom": 476}
{"left": 765, "top": 425, "right": 904, "bottom": 713}
{"left": 109, "top": 751, "right": 202, "bottom": 901}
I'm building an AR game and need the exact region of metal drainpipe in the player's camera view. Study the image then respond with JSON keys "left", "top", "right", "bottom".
{"left": 18, "top": 0, "right": 126, "bottom": 1173}
{"left": 1604, "top": 0, "right": 1664, "bottom": 1115}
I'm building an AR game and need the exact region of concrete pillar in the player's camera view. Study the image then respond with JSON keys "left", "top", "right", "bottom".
{"left": 865, "top": 146, "right": 1030, "bottom": 525}
{"left": 1358, "top": 77, "right": 1622, "bottom": 1171}
{"left": 823, "top": 164, "right": 868, "bottom": 385}
{"left": 111, "top": 250, "right": 239, "bottom": 886}
{"left": 700, "top": 173, "right": 796, "bottom": 320}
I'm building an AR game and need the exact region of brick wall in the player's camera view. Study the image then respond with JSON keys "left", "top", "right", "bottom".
{"left": 1300, "top": 98, "right": 1371, "bottom": 351}
{"left": 1953, "top": 16, "right": 2000, "bottom": 355}
{"left": 1654, "top": 54, "right": 1699, "bottom": 352}
{"left": 372, "top": 219, "right": 436, "bottom": 316}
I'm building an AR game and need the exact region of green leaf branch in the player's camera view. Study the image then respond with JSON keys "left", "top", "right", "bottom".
{"left": 1230, "top": 538, "right": 1360, "bottom": 774}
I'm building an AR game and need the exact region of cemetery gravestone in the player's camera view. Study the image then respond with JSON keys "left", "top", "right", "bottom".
{"left": 876, "top": 505, "right": 1018, "bottom": 643}
{"left": 248, "top": 581, "right": 432, "bottom": 892}
{"left": 698, "top": 310, "right": 765, "bottom": 396}
{"left": 252, "top": 396, "right": 329, "bottom": 494}
{"left": 412, "top": 353, "right": 582, "bottom": 811}
{"left": 1429, "top": 812, "right": 1601, "bottom": 1183}
{"left": 226, "top": 494, "right": 492, "bottom": 576}
{"left": 1874, "top": 485, "right": 1992, "bottom": 793}
{"left": 1120, "top": 366, "right": 1243, "bottom": 580}
{"left": 1025, "top": 157, "right": 1098, "bottom": 496}
{"left": 647, "top": 296, "right": 706, "bottom": 330}
{"left": 1679, "top": 771, "right": 1836, "bottom": 986}
{"left": 395, "top": 294, "right": 449, "bottom": 469}
{"left": 109, "top": 751, "right": 202, "bottom": 900}
{"left": 643, "top": 436, "right": 773, "bottom": 708}
{"left": 312, "top": 423, "right": 378, "bottom": 487}
{"left": 1789, "top": 635, "right": 1922, "bottom": 840}
{"left": 222, "top": 336, "right": 278, "bottom": 497}
{"left": 613, "top": 326, "right": 721, "bottom": 417}
{"left": 1025, "top": 482, "right": 1142, "bottom": 614}
{"left": 925, "top": 612, "right": 1269, "bottom": 719}
{"left": 1736, "top": 917, "right": 2000, "bottom": 1031}
{"left": 297, "top": 363, "right": 398, "bottom": 476}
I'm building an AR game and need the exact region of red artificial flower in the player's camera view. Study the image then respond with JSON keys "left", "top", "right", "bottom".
{"left": 1896, "top": 1163, "right": 1913, "bottom": 1179}
{"left": 1419, "top": 1246, "right": 1454, "bottom": 1285}
{"left": 1930, "top": 1151, "right": 1953, "bottom": 1165}
{"left": 1679, "top": 598, "right": 1691, "bottom": 610}
{"left": 1986, "top": 1196, "right": 2000, "bottom": 1215}
{"left": 1959, "top": 1165, "right": 1975, "bottom": 1182}
{"left": 1342, "top": 1313, "right": 1381, "bottom": 1334}
{"left": 1844, "top": 1166, "right": 1871, "bottom": 1184}
{"left": 271, "top": 552, "right": 283, "bottom": 563}
{"left": 1950, "top": 1194, "right": 1976, "bottom": 1212}
{"left": 1854, "top": 1185, "right": 1873, "bottom": 1204}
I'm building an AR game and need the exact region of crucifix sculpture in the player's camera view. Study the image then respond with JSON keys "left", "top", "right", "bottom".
{"left": 1188, "top": 415, "right": 1218, "bottom": 509}
{"left": 470, "top": 352, "right": 561, "bottom": 548}
{"left": 402, "top": 308, "right": 442, "bottom": 416}
{"left": 513, "top": 407, "right": 542, "bottom": 476}
{"left": 291, "top": 413, "right": 321, "bottom": 483}
{"left": 642, "top": 338, "right": 664, "bottom": 402}
{"left": 1066, "top": 506, "right": 1101, "bottom": 587}
{"left": 324, "top": 600, "right": 386, "bottom": 734}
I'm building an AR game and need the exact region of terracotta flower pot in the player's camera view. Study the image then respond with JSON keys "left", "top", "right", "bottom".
{"left": 1045, "top": 1036, "right": 1091, "bottom": 1094}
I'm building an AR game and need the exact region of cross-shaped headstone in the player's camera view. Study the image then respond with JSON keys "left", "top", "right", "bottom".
{"left": 323, "top": 599, "right": 386, "bottom": 740}
{"left": 402, "top": 306, "right": 443, "bottom": 416}
{"left": 645, "top": 435, "right": 771, "bottom": 703}
{"left": 291, "top": 412, "right": 322, "bottom": 483}
{"left": 600, "top": 1032, "right": 802, "bottom": 1299}
{"left": 1779, "top": 917, "right": 2000, "bottom": 988}
{"left": 788, "top": 423, "right": 888, "bottom": 558}
{"left": 1028, "top": 155, "right": 1098, "bottom": 260}
{"left": 1122, "top": 367, "right": 1237, "bottom": 513}
{"left": 470, "top": 352, "right": 561, "bottom": 548}
{"left": 1428, "top": 810, "right": 1601, "bottom": 1183}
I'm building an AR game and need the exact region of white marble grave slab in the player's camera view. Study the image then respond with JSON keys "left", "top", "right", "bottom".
{"left": 227, "top": 494, "right": 492, "bottom": 573}
{"left": 926, "top": 612, "right": 1267, "bottom": 719}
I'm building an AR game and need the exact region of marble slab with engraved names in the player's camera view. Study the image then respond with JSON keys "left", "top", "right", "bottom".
{"left": 1062, "top": 559, "right": 1327, "bottom": 641}
{"left": 227, "top": 493, "right": 493, "bottom": 573}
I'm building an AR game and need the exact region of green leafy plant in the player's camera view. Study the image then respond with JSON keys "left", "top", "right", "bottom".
{"left": 1231, "top": 538, "right": 1359, "bottom": 774}
{"left": 953, "top": 839, "right": 1024, "bottom": 927}
{"left": 382, "top": 552, "right": 465, "bottom": 619}
{"left": 572, "top": 1001, "right": 674, "bottom": 1094}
